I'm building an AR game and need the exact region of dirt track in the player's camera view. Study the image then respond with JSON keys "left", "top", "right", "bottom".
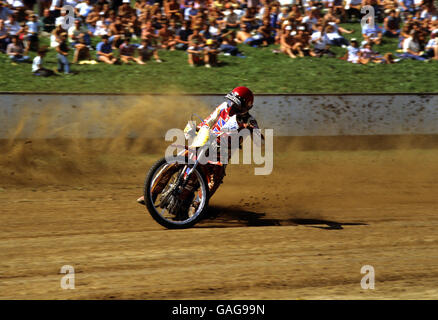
{"left": 1, "top": 137, "right": 438, "bottom": 299}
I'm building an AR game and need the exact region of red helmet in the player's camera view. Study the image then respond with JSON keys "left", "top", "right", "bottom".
{"left": 225, "top": 86, "right": 254, "bottom": 114}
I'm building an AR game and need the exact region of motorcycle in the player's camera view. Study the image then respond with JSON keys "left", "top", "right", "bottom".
{"left": 142, "top": 115, "right": 239, "bottom": 229}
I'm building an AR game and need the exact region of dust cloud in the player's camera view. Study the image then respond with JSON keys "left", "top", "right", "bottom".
{"left": 0, "top": 95, "right": 209, "bottom": 185}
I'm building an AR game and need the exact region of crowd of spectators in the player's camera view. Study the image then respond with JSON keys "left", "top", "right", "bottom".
{"left": 0, "top": 0, "right": 437, "bottom": 75}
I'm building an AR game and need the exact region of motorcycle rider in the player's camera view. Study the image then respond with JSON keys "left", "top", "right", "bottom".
{"left": 137, "top": 86, "right": 261, "bottom": 205}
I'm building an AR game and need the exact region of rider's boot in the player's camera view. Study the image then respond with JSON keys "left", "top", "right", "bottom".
{"left": 137, "top": 196, "right": 145, "bottom": 205}
{"left": 137, "top": 163, "right": 178, "bottom": 205}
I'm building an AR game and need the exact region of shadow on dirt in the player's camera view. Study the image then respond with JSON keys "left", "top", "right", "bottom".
{"left": 199, "top": 206, "right": 368, "bottom": 230}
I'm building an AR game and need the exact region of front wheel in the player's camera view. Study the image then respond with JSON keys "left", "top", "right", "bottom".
{"left": 143, "top": 157, "right": 210, "bottom": 229}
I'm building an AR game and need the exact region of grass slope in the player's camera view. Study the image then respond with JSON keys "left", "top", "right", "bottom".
{"left": 0, "top": 24, "right": 437, "bottom": 93}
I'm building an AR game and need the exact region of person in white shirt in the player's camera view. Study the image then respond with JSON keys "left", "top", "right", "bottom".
{"left": 425, "top": 31, "right": 438, "bottom": 60}
{"left": 301, "top": 0, "right": 313, "bottom": 9}
{"left": 420, "top": 6, "right": 436, "bottom": 20}
{"left": 277, "top": 6, "right": 290, "bottom": 26}
{"left": 401, "top": 30, "right": 427, "bottom": 61}
{"left": 93, "top": 14, "right": 108, "bottom": 36}
{"left": 49, "top": 0, "right": 63, "bottom": 18}
{"left": 310, "top": 24, "right": 335, "bottom": 57}
{"left": 344, "top": 38, "right": 360, "bottom": 63}
{"left": 55, "top": 11, "right": 65, "bottom": 27}
{"left": 278, "top": 0, "right": 294, "bottom": 6}
{"left": 64, "top": 0, "right": 77, "bottom": 7}
{"left": 75, "top": 0, "right": 93, "bottom": 19}
{"left": 325, "top": 23, "right": 350, "bottom": 47}
{"left": 10, "top": 0, "right": 24, "bottom": 8}
{"left": 5, "top": 14, "right": 21, "bottom": 35}
{"left": 184, "top": 2, "right": 197, "bottom": 21}
{"left": 32, "top": 47, "right": 56, "bottom": 76}
{"left": 302, "top": 8, "right": 318, "bottom": 32}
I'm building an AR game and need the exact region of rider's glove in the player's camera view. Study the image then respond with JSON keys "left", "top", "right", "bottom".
{"left": 190, "top": 126, "right": 210, "bottom": 148}
{"left": 184, "top": 121, "right": 197, "bottom": 139}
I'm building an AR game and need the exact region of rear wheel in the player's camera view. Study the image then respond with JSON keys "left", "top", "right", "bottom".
{"left": 144, "top": 157, "right": 209, "bottom": 229}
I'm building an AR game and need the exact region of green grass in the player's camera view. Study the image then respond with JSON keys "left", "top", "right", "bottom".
{"left": 1, "top": 23, "right": 437, "bottom": 93}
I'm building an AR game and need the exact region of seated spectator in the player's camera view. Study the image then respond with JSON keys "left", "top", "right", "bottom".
{"left": 425, "top": 30, "right": 438, "bottom": 60}
{"left": 241, "top": 7, "right": 258, "bottom": 31}
{"left": 224, "top": 7, "right": 240, "bottom": 29}
{"left": 342, "top": 40, "right": 396, "bottom": 64}
{"left": 40, "top": 8, "right": 56, "bottom": 35}
{"left": 184, "top": 1, "right": 198, "bottom": 22}
{"left": 294, "top": 26, "right": 311, "bottom": 56}
{"left": 359, "top": 42, "right": 393, "bottom": 64}
{"left": 134, "top": 0, "right": 146, "bottom": 16}
{"left": 96, "top": 34, "right": 117, "bottom": 64}
{"left": 199, "top": 23, "right": 212, "bottom": 40}
{"left": 55, "top": 7, "right": 67, "bottom": 27}
{"left": 187, "top": 26, "right": 204, "bottom": 47}
{"left": 72, "top": 35, "right": 92, "bottom": 63}
{"left": 187, "top": 37, "right": 203, "bottom": 66}
{"left": 109, "top": 16, "right": 125, "bottom": 49}
{"left": 280, "top": 27, "right": 299, "bottom": 58}
{"left": 399, "top": 29, "right": 428, "bottom": 60}
{"left": 93, "top": 13, "right": 108, "bottom": 36}
{"left": 302, "top": 7, "right": 318, "bottom": 32}
{"left": 324, "top": 6, "right": 342, "bottom": 24}
{"left": 68, "top": 19, "right": 92, "bottom": 47}
{"left": 165, "top": 0, "right": 181, "bottom": 21}
{"left": 398, "top": 0, "right": 416, "bottom": 18}
{"left": 175, "top": 19, "right": 191, "bottom": 50}
{"left": 208, "top": 18, "right": 222, "bottom": 40}
{"left": 119, "top": 37, "right": 145, "bottom": 64}
{"left": 49, "top": 0, "right": 63, "bottom": 19}
{"left": 398, "top": 23, "right": 412, "bottom": 48}
{"left": 32, "top": 46, "right": 56, "bottom": 76}
{"left": 138, "top": 38, "right": 162, "bottom": 63}
{"left": 11, "top": 1, "right": 26, "bottom": 22}
{"left": 50, "top": 24, "right": 65, "bottom": 47}
{"left": 75, "top": 0, "right": 94, "bottom": 20}
{"left": 310, "top": 24, "right": 335, "bottom": 57}
{"left": 203, "top": 38, "right": 219, "bottom": 67}
{"left": 420, "top": 4, "right": 437, "bottom": 20}
{"left": 326, "top": 20, "right": 354, "bottom": 36}
{"left": 382, "top": 0, "right": 399, "bottom": 11}
{"left": 343, "top": 37, "right": 360, "bottom": 63}
{"left": 85, "top": 5, "right": 100, "bottom": 34}
{"left": 158, "top": 23, "right": 176, "bottom": 50}
{"left": 5, "top": 14, "right": 22, "bottom": 36}
{"left": 383, "top": 9, "right": 401, "bottom": 37}
{"left": 345, "top": 0, "right": 362, "bottom": 22}
{"left": 56, "top": 32, "right": 73, "bottom": 73}
{"left": 0, "top": 2, "right": 14, "bottom": 22}
{"left": 257, "top": 17, "right": 275, "bottom": 46}
{"left": 325, "top": 23, "right": 349, "bottom": 47}
{"left": 168, "top": 19, "right": 178, "bottom": 34}
{"left": 332, "top": 0, "right": 347, "bottom": 22}
{"left": 219, "top": 29, "right": 244, "bottom": 56}
{"left": 236, "top": 23, "right": 263, "bottom": 47}
{"left": 0, "top": 18, "right": 9, "bottom": 53}
{"left": 362, "top": 23, "right": 383, "bottom": 45}
{"left": 118, "top": 0, "right": 134, "bottom": 18}
{"left": 6, "top": 35, "right": 29, "bottom": 62}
